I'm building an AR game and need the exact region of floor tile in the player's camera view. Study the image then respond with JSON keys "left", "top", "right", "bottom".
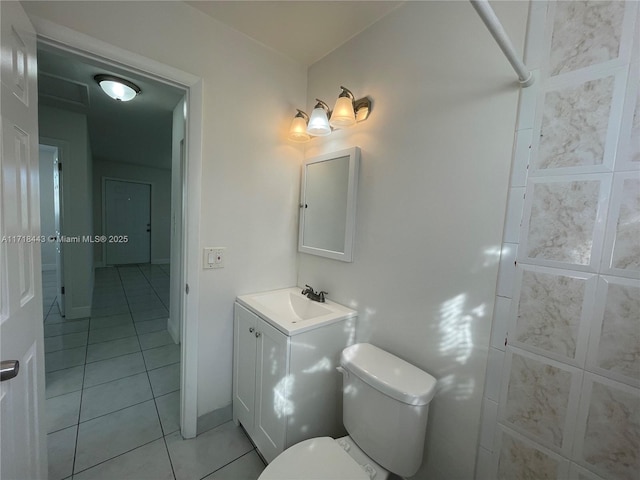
{"left": 86, "top": 336, "right": 140, "bottom": 363}
{"left": 47, "top": 426, "right": 77, "bottom": 480}
{"left": 44, "top": 319, "right": 89, "bottom": 338}
{"left": 143, "top": 344, "right": 181, "bottom": 370}
{"left": 135, "top": 318, "right": 167, "bottom": 335}
{"left": 46, "top": 366, "right": 84, "bottom": 398}
{"left": 166, "top": 421, "right": 253, "bottom": 480}
{"left": 74, "top": 400, "right": 163, "bottom": 473}
{"left": 83, "top": 352, "right": 146, "bottom": 388}
{"left": 89, "top": 312, "right": 133, "bottom": 330}
{"left": 47, "top": 390, "right": 81, "bottom": 433}
{"left": 88, "top": 323, "right": 136, "bottom": 344}
{"left": 148, "top": 362, "right": 180, "bottom": 397}
{"left": 44, "top": 331, "right": 88, "bottom": 353}
{"left": 204, "top": 450, "right": 265, "bottom": 480}
{"left": 129, "top": 301, "right": 166, "bottom": 312}
{"left": 156, "top": 390, "right": 180, "bottom": 435}
{"left": 139, "top": 330, "right": 175, "bottom": 350}
{"left": 132, "top": 308, "right": 169, "bottom": 322}
{"left": 45, "top": 347, "right": 86, "bottom": 373}
{"left": 73, "top": 438, "right": 174, "bottom": 480}
{"left": 91, "top": 304, "right": 130, "bottom": 318}
{"left": 80, "top": 372, "right": 153, "bottom": 422}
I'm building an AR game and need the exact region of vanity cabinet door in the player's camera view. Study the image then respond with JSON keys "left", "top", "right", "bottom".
{"left": 233, "top": 304, "right": 258, "bottom": 431}
{"left": 254, "top": 318, "right": 290, "bottom": 463}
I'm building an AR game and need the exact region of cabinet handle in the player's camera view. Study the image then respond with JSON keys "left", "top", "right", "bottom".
{"left": 255, "top": 331, "right": 261, "bottom": 338}
{"left": 249, "top": 327, "right": 255, "bottom": 333}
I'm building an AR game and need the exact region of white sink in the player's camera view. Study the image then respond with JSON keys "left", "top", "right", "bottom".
{"left": 237, "top": 287, "right": 357, "bottom": 335}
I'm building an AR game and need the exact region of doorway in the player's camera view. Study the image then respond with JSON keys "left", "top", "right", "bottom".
{"left": 34, "top": 32, "right": 201, "bottom": 477}
{"left": 104, "top": 179, "right": 151, "bottom": 265}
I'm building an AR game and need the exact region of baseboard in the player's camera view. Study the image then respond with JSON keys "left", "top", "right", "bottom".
{"left": 167, "top": 318, "right": 180, "bottom": 343}
{"left": 42, "top": 264, "right": 56, "bottom": 272}
{"left": 151, "top": 258, "right": 170, "bottom": 265}
{"left": 197, "top": 404, "right": 233, "bottom": 436}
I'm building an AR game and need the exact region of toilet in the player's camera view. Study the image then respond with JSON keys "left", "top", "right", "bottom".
{"left": 258, "top": 343, "right": 437, "bottom": 480}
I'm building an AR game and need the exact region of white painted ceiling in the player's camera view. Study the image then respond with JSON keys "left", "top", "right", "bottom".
{"left": 186, "top": 1, "right": 403, "bottom": 65}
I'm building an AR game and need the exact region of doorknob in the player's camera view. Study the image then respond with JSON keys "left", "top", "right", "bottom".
{"left": 1, "top": 360, "right": 19, "bottom": 382}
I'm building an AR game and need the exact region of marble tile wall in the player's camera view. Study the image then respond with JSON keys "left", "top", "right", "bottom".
{"left": 476, "top": 2, "right": 640, "bottom": 479}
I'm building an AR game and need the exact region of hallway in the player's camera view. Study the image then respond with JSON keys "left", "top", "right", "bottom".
{"left": 43, "top": 265, "right": 265, "bottom": 479}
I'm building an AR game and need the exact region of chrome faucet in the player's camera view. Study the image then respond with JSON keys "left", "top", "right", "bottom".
{"left": 301, "top": 284, "right": 327, "bottom": 303}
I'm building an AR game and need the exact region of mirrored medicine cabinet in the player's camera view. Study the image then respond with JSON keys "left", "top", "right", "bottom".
{"left": 298, "top": 147, "right": 360, "bottom": 262}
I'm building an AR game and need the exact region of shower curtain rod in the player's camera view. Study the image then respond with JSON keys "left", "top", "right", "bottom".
{"left": 470, "top": 0, "right": 534, "bottom": 87}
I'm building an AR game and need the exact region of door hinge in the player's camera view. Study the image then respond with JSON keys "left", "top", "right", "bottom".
{"left": 185, "top": 283, "right": 189, "bottom": 295}
{"left": 58, "top": 162, "right": 62, "bottom": 171}
{"left": 61, "top": 286, "right": 65, "bottom": 295}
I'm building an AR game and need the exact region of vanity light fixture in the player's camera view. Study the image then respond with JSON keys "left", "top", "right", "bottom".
{"left": 288, "top": 109, "right": 311, "bottom": 143}
{"left": 288, "top": 86, "right": 372, "bottom": 142}
{"left": 95, "top": 74, "right": 141, "bottom": 102}
{"left": 306, "top": 99, "right": 332, "bottom": 137}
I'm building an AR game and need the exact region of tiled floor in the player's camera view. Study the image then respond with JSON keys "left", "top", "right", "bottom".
{"left": 43, "top": 265, "right": 265, "bottom": 480}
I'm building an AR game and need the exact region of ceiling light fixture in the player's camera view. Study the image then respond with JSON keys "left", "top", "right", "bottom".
{"left": 288, "top": 86, "right": 371, "bottom": 142}
{"left": 94, "top": 74, "right": 141, "bottom": 102}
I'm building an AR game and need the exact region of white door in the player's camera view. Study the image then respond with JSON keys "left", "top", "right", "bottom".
{"left": 105, "top": 179, "right": 151, "bottom": 265}
{"left": 0, "top": 2, "right": 47, "bottom": 478}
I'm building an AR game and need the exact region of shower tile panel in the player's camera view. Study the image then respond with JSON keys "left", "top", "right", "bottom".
{"left": 573, "top": 374, "right": 640, "bottom": 480}
{"left": 500, "top": 349, "right": 581, "bottom": 451}
{"left": 496, "top": 427, "right": 569, "bottom": 480}
{"left": 549, "top": 1, "right": 625, "bottom": 76}
{"left": 535, "top": 75, "right": 614, "bottom": 171}
{"left": 586, "top": 276, "right": 640, "bottom": 386}
{"left": 510, "top": 265, "right": 595, "bottom": 364}
{"left": 521, "top": 176, "right": 608, "bottom": 270}
{"left": 601, "top": 174, "right": 640, "bottom": 277}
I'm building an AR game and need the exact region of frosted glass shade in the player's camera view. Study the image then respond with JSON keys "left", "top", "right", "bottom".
{"left": 288, "top": 116, "right": 310, "bottom": 142}
{"left": 95, "top": 75, "right": 140, "bottom": 102}
{"left": 329, "top": 96, "right": 356, "bottom": 128}
{"left": 306, "top": 108, "right": 331, "bottom": 136}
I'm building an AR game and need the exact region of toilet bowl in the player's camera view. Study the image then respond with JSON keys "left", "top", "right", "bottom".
{"left": 257, "top": 343, "right": 437, "bottom": 479}
{"left": 258, "top": 436, "right": 388, "bottom": 480}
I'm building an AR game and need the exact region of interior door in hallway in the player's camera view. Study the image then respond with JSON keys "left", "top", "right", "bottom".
{"left": 0, "top": 1, "right": 48, "bottom": 477}
{"left": 105, "top": 179, "right": 151, "bottom": 265}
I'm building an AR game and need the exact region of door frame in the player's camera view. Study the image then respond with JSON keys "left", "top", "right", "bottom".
{"left": 102, "top": 177, "right": 152, "bottom": 266}
{"left": 32, "top": 18, "right": 203, "bottom": 438}
{"left": 40, "top": 137, "right": 68, "bottom": 316}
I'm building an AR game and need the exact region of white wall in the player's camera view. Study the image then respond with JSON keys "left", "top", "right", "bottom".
{"left": 92, "top": 159, "right": 172, "bottom": 265}
{"left": 39, "top": 105, "right": 94, "bottom": 319}
{"left": 38, "top": 146, "right": 57, "bottom": 270}
{"left": 299, "top": 2, "right": 528, "bottom": 479}
{"left": 23, "top": 1, "right": 306, "bottom": 416}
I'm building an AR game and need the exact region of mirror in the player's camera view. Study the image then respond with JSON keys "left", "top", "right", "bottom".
{"left": 299, "top": 147, "right": 360, "bottom": 262}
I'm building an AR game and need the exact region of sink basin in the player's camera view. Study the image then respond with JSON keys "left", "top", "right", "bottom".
{"left": 237, "top": 287, "right": 357, "bottom": 335}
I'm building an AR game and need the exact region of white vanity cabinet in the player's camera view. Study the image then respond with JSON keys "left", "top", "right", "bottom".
{"left": 233, "top": 298, "right": 356, "bottom": 463}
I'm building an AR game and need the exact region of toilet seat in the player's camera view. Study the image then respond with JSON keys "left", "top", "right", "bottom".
{"left": 257, "top": 437, "right": 370, "bottom": 480}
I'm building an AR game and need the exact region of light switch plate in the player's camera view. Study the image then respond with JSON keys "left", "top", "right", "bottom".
{"left": 203, "top": 247, "right": 225, "bottom": 269}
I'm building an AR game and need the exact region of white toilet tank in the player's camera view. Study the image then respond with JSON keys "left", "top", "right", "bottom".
{"left": 339, "top": 343, "right": 437, "bottom": 478}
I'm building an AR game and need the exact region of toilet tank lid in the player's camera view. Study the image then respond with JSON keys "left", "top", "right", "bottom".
{"left": 340, "top": 343, "right": 437, "bottom": 406}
